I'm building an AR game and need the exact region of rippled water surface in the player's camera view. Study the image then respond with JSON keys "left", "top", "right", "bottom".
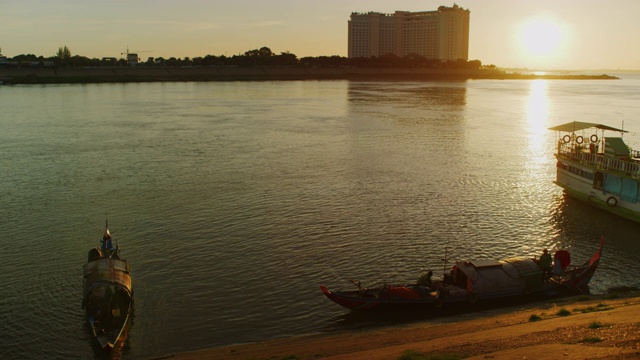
{"left": 1, "top": 76, "right": 640, "bottom": 359}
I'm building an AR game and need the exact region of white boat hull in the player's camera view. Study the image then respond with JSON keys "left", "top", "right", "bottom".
{"left": 555, "top": 156, "right": 640, "bottom": 222}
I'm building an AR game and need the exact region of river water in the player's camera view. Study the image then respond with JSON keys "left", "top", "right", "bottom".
{"left": 1, "top": 75, "right": 640, "bottom": 359}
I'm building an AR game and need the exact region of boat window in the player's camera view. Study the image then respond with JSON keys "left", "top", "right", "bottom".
{"left": 558, "top": 161, "right": 595, "bottom": 181}
{"left": 621, "top": 177, "right": 639, "bottom": 203}
{"left": 603, "top": 174, "right": 621, "bottom": 195}
{"left": 593, "top": 172, "right": 604, "bottom": 189}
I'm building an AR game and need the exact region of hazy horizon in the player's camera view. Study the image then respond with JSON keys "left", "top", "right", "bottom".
{"left": 2, "top": 0, "right": 639, "bottom": 71}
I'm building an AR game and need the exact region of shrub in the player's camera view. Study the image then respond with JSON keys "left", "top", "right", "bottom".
{"left": 556, "top": 308, "right": 571, "bottom": 316}
{"left": 588, "top": 321, "right": 603, "bottom": 329}
{"left": 529, "top": 314, "right": 542, "bottom": 322}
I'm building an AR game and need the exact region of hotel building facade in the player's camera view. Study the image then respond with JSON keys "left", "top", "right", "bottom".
{"left": 348, "top": 4, "right": 470, "bottom": 61}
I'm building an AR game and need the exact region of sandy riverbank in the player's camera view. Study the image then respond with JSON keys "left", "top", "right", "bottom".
{"left": 155, "top": 293, "right": 640, "bottom": 360}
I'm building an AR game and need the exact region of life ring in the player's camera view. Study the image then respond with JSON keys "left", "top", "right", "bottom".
{"left": 590, "top": 134, "right": 598, "bottom": 142}
{"left": 606, "top": 197, "right": 618, "bottom": 207}
{"left": 562, "top": 135, "right": 571, "bottom": 143}
{"left": 576, "top": 136, "right": 583, "bottom": 144}
{"left": 469, "top": 294, "right": 478, "bottom": 303}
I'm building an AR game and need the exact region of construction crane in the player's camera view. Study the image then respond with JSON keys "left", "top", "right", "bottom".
{"left": 121, "top": 47, "right": 153, "bottom": 65}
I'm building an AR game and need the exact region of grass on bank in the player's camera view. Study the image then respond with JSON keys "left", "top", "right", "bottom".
{"left": 529, "top": 314, "right": 542, "bottom": 322}
{"left": 574, "top": 303, "right": 613, "bottom": 313}
{"left": 581, "top": 337, "right": 603, "bottom": 343}
{"left": 399, "top": 350, "right": 462, "bottom": 360}
{"left": 588, "top": 321, "right": 605, "bottom": 329}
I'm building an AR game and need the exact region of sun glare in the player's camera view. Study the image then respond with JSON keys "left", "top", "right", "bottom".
{"left": 518, "top": 17, "right": 566, "bottom": 59}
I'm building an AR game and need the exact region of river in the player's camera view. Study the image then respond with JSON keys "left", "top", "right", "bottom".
{"left": 1, "top": 75, "right": 639, "bottom": 359}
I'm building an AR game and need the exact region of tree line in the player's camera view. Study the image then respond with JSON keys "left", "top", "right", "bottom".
{"left": 2, "top": 46, "right": 494, "bottom": 69}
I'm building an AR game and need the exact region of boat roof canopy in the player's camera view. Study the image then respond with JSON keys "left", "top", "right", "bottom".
{"left": 548, "top": 121, "right": 627, "bottom": 133}
{"left": 469, "top": 259, "right": 502, "bottom": 268}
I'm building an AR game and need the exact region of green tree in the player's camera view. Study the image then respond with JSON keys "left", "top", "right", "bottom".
{"left": 272, "top": 51, "right": 298, "bottom": 66}
{"left": 241, "top": 46, "right": 274, "bottom": 66}
{"left": 56, "top": 46, "right": 71, "bottom": 60}
{"left": 56, "top": 46, "right": 71, "bottom": 66}
{"left": 244, "top": 46, "right": 273, "bottom": 58}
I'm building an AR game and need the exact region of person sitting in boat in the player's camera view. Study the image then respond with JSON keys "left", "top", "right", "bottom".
{"left": 539, "top": 249, "right": 552, "bottom": 279}
{"left": 101, "top": 230, "right": 114, "bottom": 252}
{"left": 417, "top": 270, "right": 433, "bottom": 287}
{"left": 416, "top": 270, "right": 434, "bottom": 296}
{"left": 553, "top": 250, "right": 571, "bottom": 275}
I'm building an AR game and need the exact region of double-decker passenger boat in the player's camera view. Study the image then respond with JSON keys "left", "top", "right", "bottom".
{"left": 549, "top": 121, "right": 640, "bottom": 223}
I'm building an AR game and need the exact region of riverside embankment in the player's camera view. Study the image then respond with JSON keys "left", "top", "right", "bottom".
{"left": 0, "top": 67, "right": 618, "bottom": 84}
{"left": 160, "top": 293, "right": 640, "bottom": 360}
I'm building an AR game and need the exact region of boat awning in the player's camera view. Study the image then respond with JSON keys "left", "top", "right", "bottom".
{"left": 548, "top": 121, "right": 627, "bottom": 133}
{"left": 604, "top": 137, "right": 630, "bottom": 158}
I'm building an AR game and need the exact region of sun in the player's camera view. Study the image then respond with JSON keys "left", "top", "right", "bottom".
{"left": 517, "top": 17, "right": 566, "bottom": 58}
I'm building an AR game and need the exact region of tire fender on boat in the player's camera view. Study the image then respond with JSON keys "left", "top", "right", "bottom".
{"left": 590, "top": 134, "right": 598, "bottom": 142}
{"left": 576, "top": 136, "right": 584, "bottom": 144}
{"left": 606, "top": 196, "right": 618, "bottom": 207}
{"left": 562, "top": 135, "right": 571, "bottom": 143}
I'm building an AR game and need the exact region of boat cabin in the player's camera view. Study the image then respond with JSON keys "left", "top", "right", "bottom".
{"left": 452, "top": 257, "right": 544, "bottom": 297}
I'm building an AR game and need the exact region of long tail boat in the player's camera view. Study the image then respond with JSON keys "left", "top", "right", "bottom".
{"left": 82, "top": 221, "right": 133, "bottom": 349}
{"left": 321, "top": 238, "right": 603, "bottom": 311}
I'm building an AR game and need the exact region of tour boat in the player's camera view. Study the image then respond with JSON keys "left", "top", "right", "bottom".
{"left": 82, "top": 222, "right": 133, "bottom": 350}
{"left": 321, "top": 238, "right": 603, "bottom": 311}
{"left": 550, "top": 121, "right": 640, "bottom": 223}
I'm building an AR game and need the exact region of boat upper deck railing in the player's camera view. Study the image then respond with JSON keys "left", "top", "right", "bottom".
{"left": 557, "top": 143, "right": 640, "bottom": 179}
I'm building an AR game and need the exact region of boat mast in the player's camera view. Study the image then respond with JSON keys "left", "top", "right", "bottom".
{"left": 442, "top": 246, "right": 449, "bottom": 277}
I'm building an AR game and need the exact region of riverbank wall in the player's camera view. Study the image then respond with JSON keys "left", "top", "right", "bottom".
{"left": 0, "top": 67, "right": 618, "bottom": 84}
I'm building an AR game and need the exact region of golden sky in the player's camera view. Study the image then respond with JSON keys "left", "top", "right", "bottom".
{"left": 2, "top": 0, "right": 639, "bottom": 70}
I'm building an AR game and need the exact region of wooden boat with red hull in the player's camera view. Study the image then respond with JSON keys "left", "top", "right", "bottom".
{"left": 82, "top": 221, "right": 133, "bottom": 350}
{"left": 321, "top": 238, "right": 604, "bottom": 311}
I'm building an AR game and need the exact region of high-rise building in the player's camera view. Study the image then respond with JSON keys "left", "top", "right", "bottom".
{"left": 348, "top": 4, "right": 470, "bottom": 61}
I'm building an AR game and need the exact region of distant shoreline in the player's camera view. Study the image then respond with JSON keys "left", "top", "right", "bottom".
{"left": 0, "top": 67, "right": 618, "bottom": 84}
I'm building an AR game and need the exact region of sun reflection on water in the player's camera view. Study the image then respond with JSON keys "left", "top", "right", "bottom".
{"left": 525, "top": 80, "right": 550, "bottom": 163}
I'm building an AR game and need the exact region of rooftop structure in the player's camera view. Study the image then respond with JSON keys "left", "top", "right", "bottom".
{"left": 348, "top": 4, "right": 470, "bottom": 60}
